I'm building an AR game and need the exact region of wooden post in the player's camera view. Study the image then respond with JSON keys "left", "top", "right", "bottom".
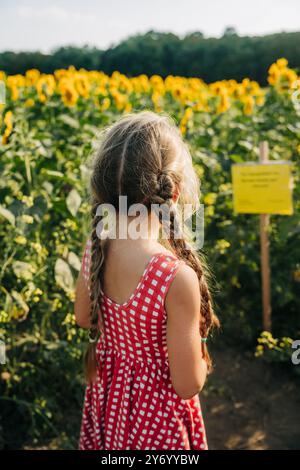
{"left": 259, "top": 141, "right": 272, "bottom": 331}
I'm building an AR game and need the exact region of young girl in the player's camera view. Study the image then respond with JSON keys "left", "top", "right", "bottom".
{"left": 75, "top": 111, "right": 219, "bottom": 450}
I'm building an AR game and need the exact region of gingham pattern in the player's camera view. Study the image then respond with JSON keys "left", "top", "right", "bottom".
{"left": 79, "top": 239, "right": 208, "bottom": 450}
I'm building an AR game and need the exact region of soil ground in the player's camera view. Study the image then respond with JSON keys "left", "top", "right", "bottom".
{"left": 202, "top": 347, "right": 300, "bottom": 450}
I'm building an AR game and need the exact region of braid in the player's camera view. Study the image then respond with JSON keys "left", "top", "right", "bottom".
{"left": 84, "top": 201, "right": 106, "bottom": 383}
{"left": 170, "top": 207, "right": 219, "bottom": 372}
{"left": 152, "top": 172, "right": 220, "bottom": 373}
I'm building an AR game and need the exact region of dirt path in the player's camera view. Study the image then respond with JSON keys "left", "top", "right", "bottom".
{"left": 201, "top": 347, "right": 300, "bottom": 450}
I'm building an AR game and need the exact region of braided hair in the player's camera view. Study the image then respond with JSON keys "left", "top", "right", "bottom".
{"left": 149, "top": 171, "right": 219, "bottom": 372}
{"left": 84, "top": 201, "right": 106, "bottom": 382}
{"left": 84, "top": 111, "right": 220, "bottom": 382}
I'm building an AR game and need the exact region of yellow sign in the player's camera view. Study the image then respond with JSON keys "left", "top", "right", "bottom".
{"left": 232, "top": 162, "right": 293, "bottom": 215}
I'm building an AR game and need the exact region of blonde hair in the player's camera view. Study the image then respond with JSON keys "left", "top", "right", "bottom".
{"left": 85, "top": 111, "right": 219, "bottom": 382}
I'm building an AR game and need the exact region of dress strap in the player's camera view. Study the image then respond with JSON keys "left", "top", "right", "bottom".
{"left": 145, "top": 252, "right": 185, "bottom": 308}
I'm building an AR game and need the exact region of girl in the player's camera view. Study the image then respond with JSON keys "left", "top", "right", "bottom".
{"left": 75, "top": 111, "right": 219, "bottom": 450}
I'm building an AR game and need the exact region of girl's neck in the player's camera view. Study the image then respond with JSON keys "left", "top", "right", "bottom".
{"left": 104, "top": 211, "right": 163, "bottom": 256}
{"left": 115, "top": 211, "right": 160, "bottom": 241}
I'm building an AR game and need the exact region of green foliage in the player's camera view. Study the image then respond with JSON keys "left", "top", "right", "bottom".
{"left": 0, "top": 68, "right": 299, "bottom": 449}
{"left": 255, "top": 332, "right": 300, "bottom": 376}
{"left": 1, "top": 30, "right": 300, "bottom": 84}
{"left": 189, "top": 90, "right": 300, "bottom": 345}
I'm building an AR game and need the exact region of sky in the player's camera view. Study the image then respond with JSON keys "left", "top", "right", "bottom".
{"left": 0, "top": 0, "right": 300, "bottom": 52}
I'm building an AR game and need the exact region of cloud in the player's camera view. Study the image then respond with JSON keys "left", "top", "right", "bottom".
{"left": 16, "top": 5, "right": 96, "bottom": 24}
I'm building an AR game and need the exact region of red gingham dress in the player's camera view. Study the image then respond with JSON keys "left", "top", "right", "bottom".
{"left": 79, "top": 239, "right": 208, "bottom": 450}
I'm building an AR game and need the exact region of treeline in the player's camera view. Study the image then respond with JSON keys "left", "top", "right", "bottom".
{"left": 1, "top": 29, "right": 300, "bottom": 83}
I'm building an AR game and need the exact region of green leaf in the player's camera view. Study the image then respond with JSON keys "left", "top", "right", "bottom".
{"left": 55, "top": 259, "right": 74, "bottom": 292}
{"left": 0, "top": 81, "right": 5, "bottom": 104}
{"left": 238, "top": 140, "right": 253, "bottom": 151}
{"left": 41, "top": 169, "right": 64, "bottom": 179}
{"left": 230, "top": 154, "right": 244, "bottom": 163}
{"left": 66, "top": 189, "right": 81, "bottom": 216}
{"left": 24, "top": 154, "right": 32, "bottom": 183}
{"left": 0, "top": 205, "right": 15, "bottom": 226}
{"left": 11, "top": 290, "right": 29, "bottom": 315}
{"left": 42, "top": 181, "right": 53, "bottom": 194}
{"left": 80, "top": 164, "right": 92, "bottom": 183}
{"left": 12, "top": 261, "right": 34, "bottom": 280}
{"left": 59, "top": 114, "right": 80, "bottom": 129}
{"left": 68, "top": 252, "right": 81, "bottom": 271}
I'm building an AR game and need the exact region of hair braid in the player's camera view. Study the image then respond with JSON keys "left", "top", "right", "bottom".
{"left": 153, "top": 173, "right": 219, "bottom": 373}
{"left": 84, "top": 201, "right": 105, "bottom": 383}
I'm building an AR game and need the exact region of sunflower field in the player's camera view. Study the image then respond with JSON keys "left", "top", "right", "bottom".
{"left": 0, "top": 58, "right": 299, "bottom": 448}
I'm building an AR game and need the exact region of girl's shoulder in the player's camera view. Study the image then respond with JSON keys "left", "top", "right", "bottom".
{"left": 148, "top": 249, "right": 201, "bottom": 306}
{"left": 143, "top": 250, "right": 187, "bottom": 301}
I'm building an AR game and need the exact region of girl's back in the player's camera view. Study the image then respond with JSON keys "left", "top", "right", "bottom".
{"left": 79, "top": 239, "right": 207, "bottom": 450}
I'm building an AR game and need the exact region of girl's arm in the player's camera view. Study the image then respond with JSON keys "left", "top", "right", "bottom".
{"left": 74, "top": 269, "right": 91, "bottom": 329}
{"left": 165, "top": 264, "right": 208, "bottom": 400}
